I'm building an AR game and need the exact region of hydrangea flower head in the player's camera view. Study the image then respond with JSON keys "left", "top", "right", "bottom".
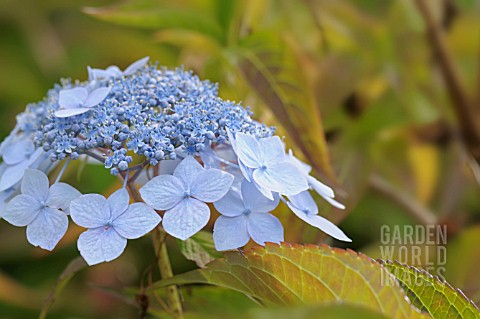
{"left": 0, "top": 57, "right": 350, "bottom": 266}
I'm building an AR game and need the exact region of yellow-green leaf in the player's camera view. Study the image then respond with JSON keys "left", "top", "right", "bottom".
{"left": 152, "top": 243, "right": 428, "bottom": 319}
{"left": 381, "top": 260, "right": 480, "bottom": 319}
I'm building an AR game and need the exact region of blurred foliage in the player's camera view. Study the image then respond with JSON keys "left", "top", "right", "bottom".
{"left": 1, "top": 0, "right": 480, "bottom": 318}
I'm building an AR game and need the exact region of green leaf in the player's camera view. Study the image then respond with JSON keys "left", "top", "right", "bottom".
{"left": 176, "top": 231, "right": 222, "bottom": 268}
{"left": 381, "top": 260, "right": 480, "bottom": 319}
{"left": 445, "top": 226, "right": 480, "bottom": 304}
{"left": 39, "top": 257, "right": 87, "bottom": 319}
{"left": 180, "top": 286, "right": 257, "bottom": 317}
{"left": 84, "top": 3, "right": 224, "bottom": 42}
{"left": 151, "top": 243, "right": 428, "bottom": 319}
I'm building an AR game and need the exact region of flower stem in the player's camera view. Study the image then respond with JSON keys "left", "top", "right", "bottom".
{"left": 152, "top": 227, "right": 183, "bottom": 319}
{"left": 122, "top": 178, "right": 183, "bottom": 318}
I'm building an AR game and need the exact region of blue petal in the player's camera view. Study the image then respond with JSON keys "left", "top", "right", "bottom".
{"left": 55, "top": 108, "right": 91, "bottom": 118}
{"left": 108, "top": 188, "right": 130, "bottom": 220}
{"left": 70, "top": 194, "right": 109, "bottom": 228}
{"left": 58, "top": 87, "right": 88, "bottom": 108}
{"left": 173, "top": 156, "right": 204, "bottom": 186}
{"left": 225, "top": 127, "right": 237, "bottom": 153}
{"left": 213, "top": 215, "right": 249, "bottom": 251}
{"left": 84, "top": 87, "right": 111, "bottom": 108}
{"left": 307, "top": 176, "right": 344, "bottom": 209}
{"left": 2, "top": 139, "right": 32, "bottom": 165}
{"left": 89, "top": 68, "right": 115, "bottom": 80}
{"left": 307, "top": 176, "right": 335, "bottom": 199}
{"left": 229, "top": 167, "right": 245, "bottom": 190}
{"left": 123, "top": 56, "right": 149, "bottom": 76}
{"left": 105, "top": 66, "right": 123, "bottom": 77}
{"left": 190, "top": 168, "right": 234, "bottom": 203}
{"left": 159, "top": 157, "right": 182, "bottom": 175}
{"left": 241, "top": 180, "right": 279, "bottom": 213}
{"left": 0, "top": 188, "right": 15, "bottom": 218}
{"left": 21, "top": 169, "right": 49, "bottom": 202}
{"left": 26, "top": 148, "right": 46, "bottom": 169}
{"left": 252, "top": 180, "right": 274, "bottom": 201}
{"left": 113, "top": 202, "right": 161, "bottom": 239}
{"left": 0, "top": 161, "right": 29, "bottom": 192}
{"left": 258, "top": 136, "right": 285, "bottom": 164}
{"left": 26, "top": 207, "right": 68, "bottom": 251}
{"left": 321, "top": 195, "right": 346, "bottom": 210}
{"left": 199, "top": 145, "right": 220, "bottom": 169}
{"left": 87, "top": 66, "right": 96, "bottom": 81}
{"left": 46, "top": 182, "right": 82, "bottom": 213}
{"left": 288, "top": 191, "right": 318, "bottom": 215}
{"left": 238, "top": 159, "right": 252, "bottom": 182}
{"left": 288, "top": 202, "right": 351, "bottom": 242}
{"left": 3, "top": 194, "right": 41, "bottom": 226}
{"left": 215, "top": 144, "right": 238, "bottom": 162}
{"left": 213, "top": 188, "right": 244, "bottom": 217}
{"left": 247, "top": 213, "right": 284, "bottom": 246}
{"left": 139, "top": 175, "right": 185, "bottom": 210}
{"left": 287, "top": 149, "right": 312, "bottom": 174}
{"left": 162, "top": 198, "right": 210, "bottom": 240}
{"left": 234, "top": 132, "right": 262, "bottom": 168}
{"left": 77, "top": 227, "right": 127, "bottom": 266}
{"left": 252, "top": 162, "right": 309, "bottom": 195}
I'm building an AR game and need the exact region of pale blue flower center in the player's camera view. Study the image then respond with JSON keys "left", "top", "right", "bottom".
{"left": 243, "top": 209, "right": 251, "bottom": 216}
{"left": 183, "top": 192, "right": 191, "bottom": 199}
{"left": 104, "top": 220, "right": 114, "bottom": 231}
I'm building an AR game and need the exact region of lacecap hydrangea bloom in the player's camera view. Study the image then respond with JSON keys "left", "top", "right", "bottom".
{"left": 0, "top": 57, "right": 350, "bottom": 266}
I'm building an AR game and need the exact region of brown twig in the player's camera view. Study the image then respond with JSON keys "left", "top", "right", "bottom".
{"left": 415, "top": 0, "right": 480, "bottom": 163}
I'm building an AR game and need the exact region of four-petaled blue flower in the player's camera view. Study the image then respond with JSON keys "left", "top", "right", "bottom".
{"left": 213, "top": 179, "right": 283, "bottom": 250}
{"left": 287, "top": 191, "right": 351, "bottom": 242}
{"left": 70, "top": 188, "right": 161, "bottom": 265}
{"left": 2, "top": 169, "right": 81, "bottom": 250}
{"left": 55, "top": 86, "right": 111, "bottom": 118}
{"left": 232, "top": 132, "right": 309, "bottom": 199}
{"left": 140, "top": 156, "right": 234, "bottom": 240}
{"left": 88, "top": 56, "right": 150, "bottom": 80}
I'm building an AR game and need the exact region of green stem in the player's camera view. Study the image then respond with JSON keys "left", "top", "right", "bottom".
{"left": 152, "top": 228, "right": 183, "bottom": 319}
{"left": 124, "top": 181, "right": 183, "bottom": 319}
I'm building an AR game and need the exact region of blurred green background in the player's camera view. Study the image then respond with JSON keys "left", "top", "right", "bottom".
{"left": 1, "top": 0, "right": 480, "bottom": 318}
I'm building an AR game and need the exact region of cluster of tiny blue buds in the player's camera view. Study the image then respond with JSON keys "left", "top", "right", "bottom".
{"left": 26, "top": 62, "right": 273, "bottom": 173}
